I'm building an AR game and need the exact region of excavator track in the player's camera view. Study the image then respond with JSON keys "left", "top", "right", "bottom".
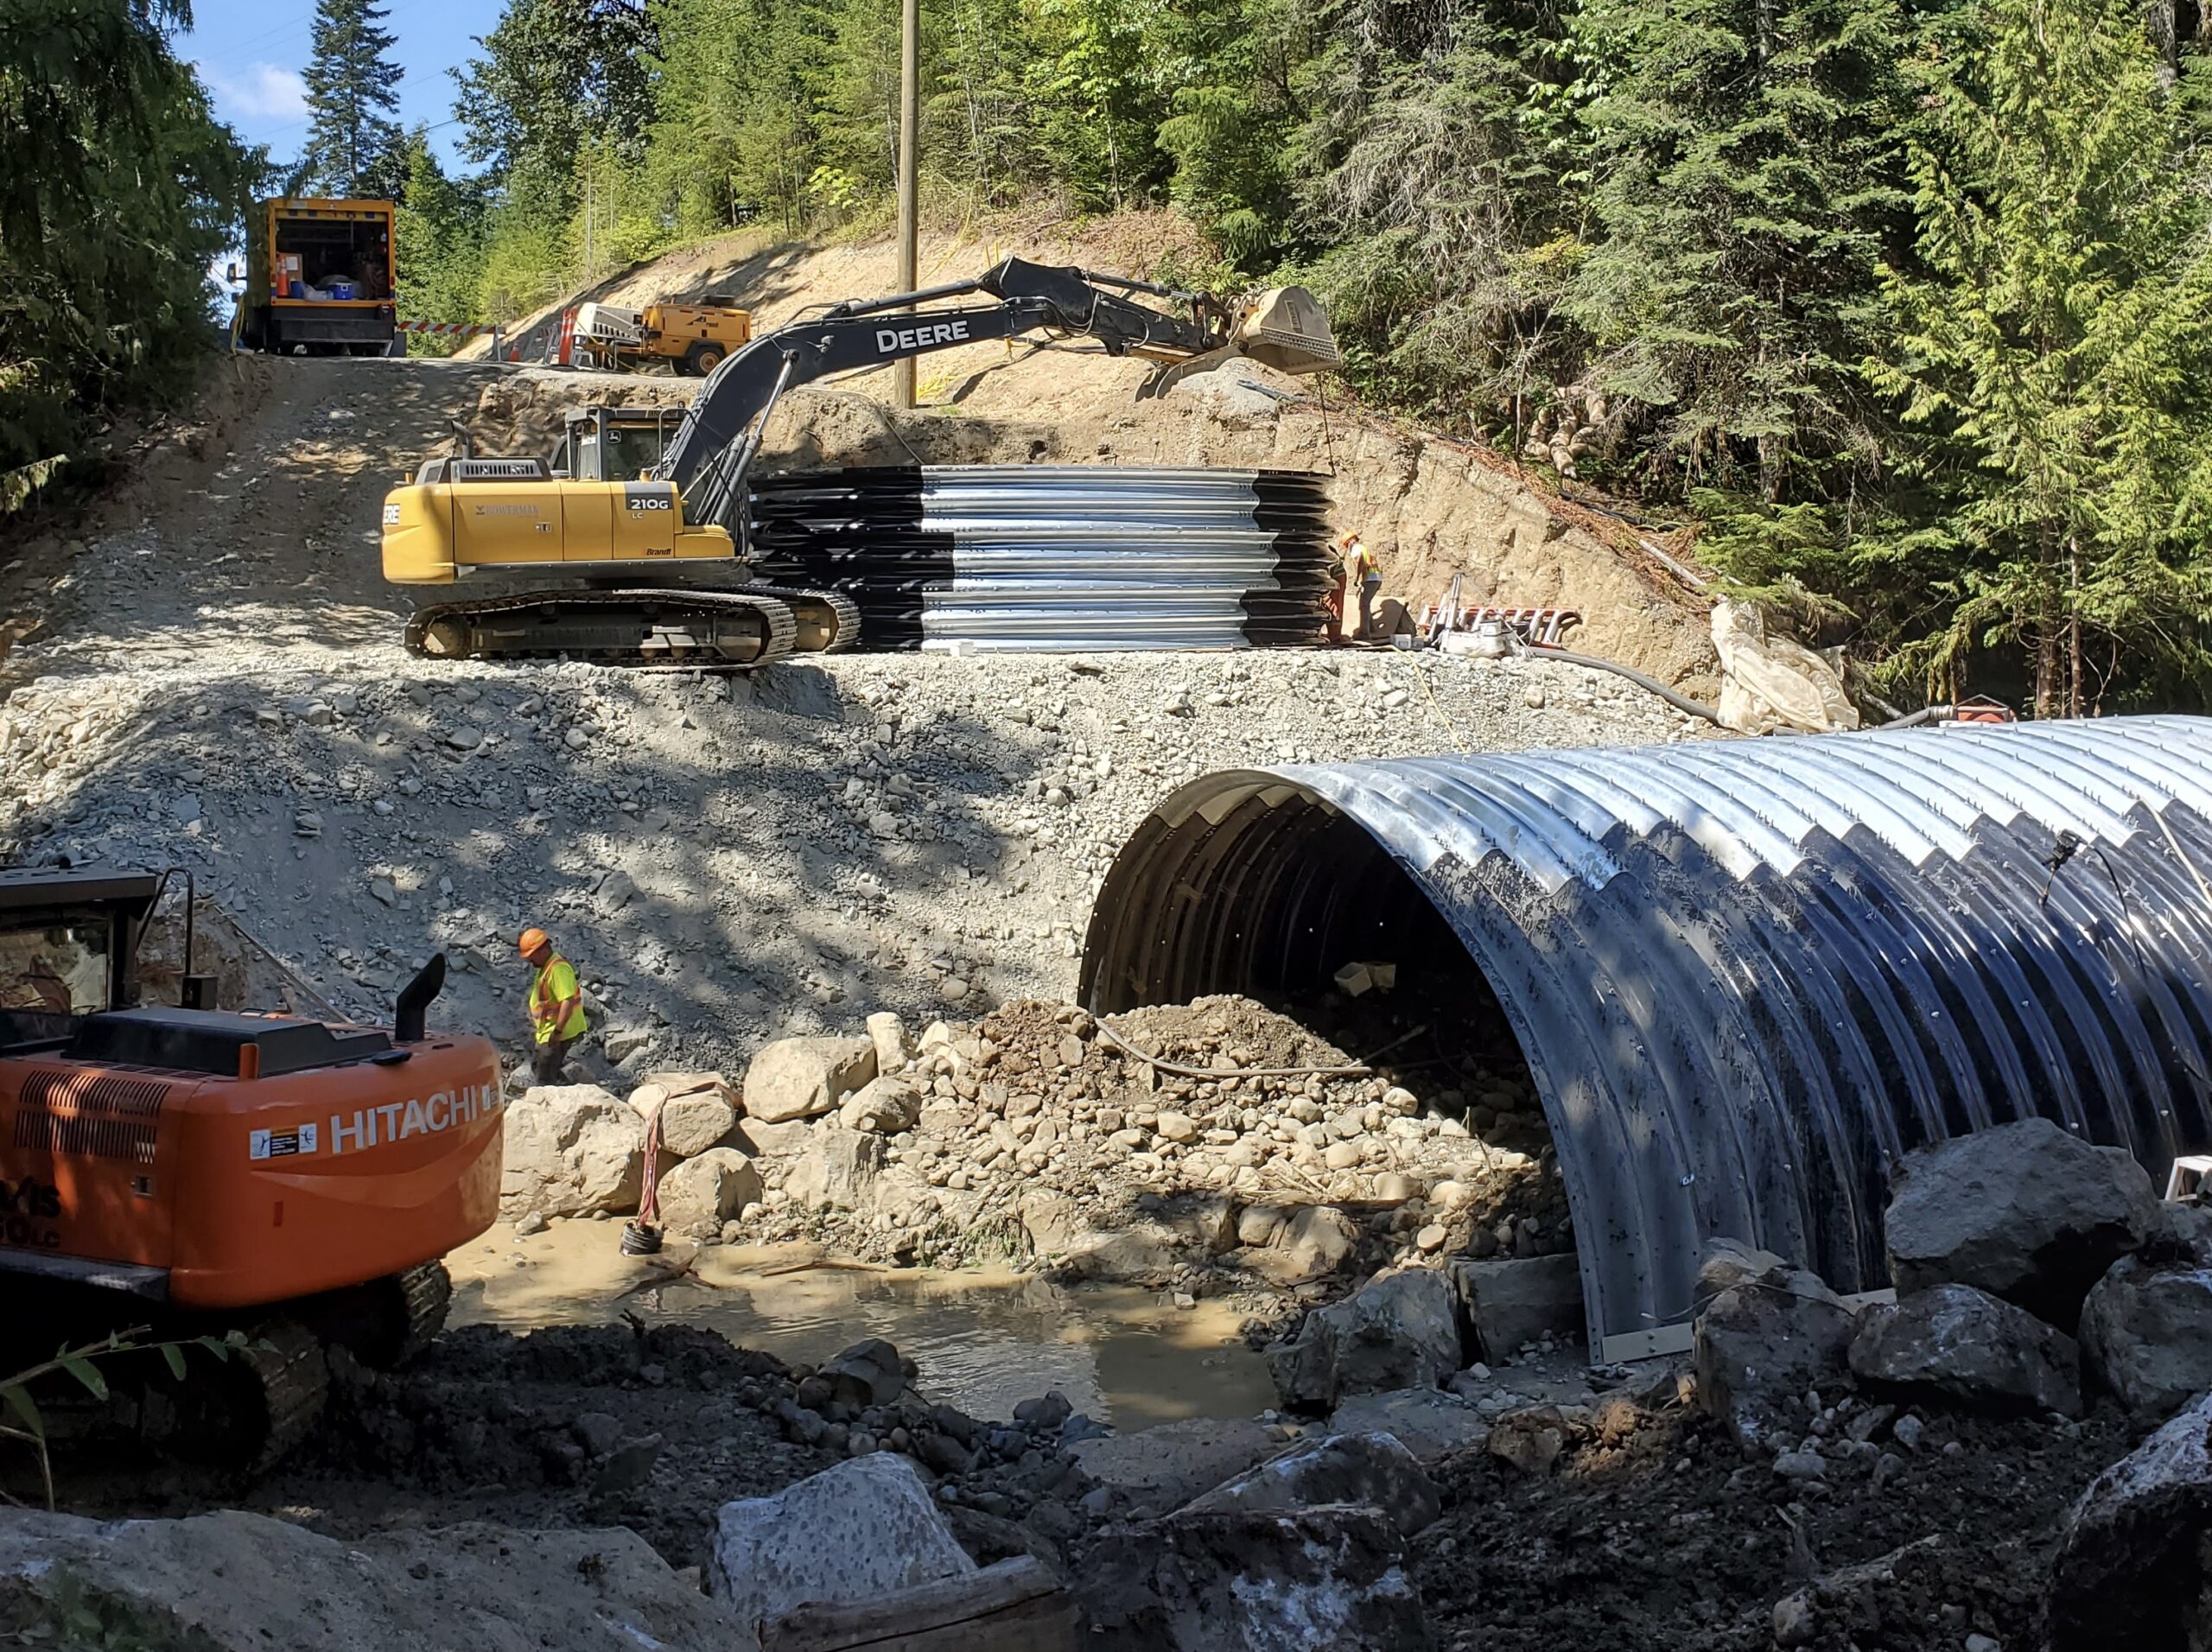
{"left": 238, "top": 1318, "right": 334, "bottom": 1474}
{"left": 149, "top": 1317, "right": 331, "bottom": 1475}
{"left": 406, "top": 587, "right": 800, "bottom": 668}
{"left": 718, "top": 583, "right": 862, "bottom": 653}
{"left": 382, "top": 1260, "right": 454, "bottom": 1368}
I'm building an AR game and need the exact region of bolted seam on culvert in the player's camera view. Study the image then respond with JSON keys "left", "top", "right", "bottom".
{"left": 1078, "top": 715, "right": 2212, "bottom": 1359}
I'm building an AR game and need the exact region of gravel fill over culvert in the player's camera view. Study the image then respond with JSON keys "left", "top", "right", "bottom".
{"left": 2, "top": 578, "right": 1705, "bottom": 1076}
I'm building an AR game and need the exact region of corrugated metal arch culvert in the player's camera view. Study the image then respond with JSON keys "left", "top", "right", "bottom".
{"left": 1077, "top": 715, "right": 2212, "bottom": 1360}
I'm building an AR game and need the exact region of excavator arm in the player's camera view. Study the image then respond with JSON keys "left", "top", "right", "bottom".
{"left": 656, "top": 256, "right": 1338, "bottom": 538}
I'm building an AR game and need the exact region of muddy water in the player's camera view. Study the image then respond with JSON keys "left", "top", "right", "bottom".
{"left": 448, "top": 1219, "right": 1277, "bottom": 1432}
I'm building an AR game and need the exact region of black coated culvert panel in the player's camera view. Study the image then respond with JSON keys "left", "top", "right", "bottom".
{"left": 1079, "top": 716, "right": 2212, "bottom": 1357}
{"left": 748, "top": 465, "right": 1336, "bottom": 651}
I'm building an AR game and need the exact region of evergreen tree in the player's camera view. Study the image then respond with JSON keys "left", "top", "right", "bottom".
{"left": 927, "top": 0, "right": 1042, "bottom": 213}
{"left": 1272, "top": 0, "right": 1573, "bottom": 423}
{"left": 391, "top": 128, "right": 486, "bottom": 345}
{"left": 1867, "top": 0, "right": 2212, "bottom": 712}
{"left": 1, "top": 0, "right": 260, "bottom": 503}
{"left": 1563, "top": 0, "right": 1923, "bottom": 499}
{"left": 302, "top": 0, "right": 405, "bottom": 196}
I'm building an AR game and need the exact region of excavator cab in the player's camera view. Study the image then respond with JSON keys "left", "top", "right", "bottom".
{"left": 550, "top": 405, "right": 687, "bottom": 484}
{"left": 0, "top": 867, "right": 502, "bottom": 1471}
{"left": 0, "top": 869, "right": 150, "bottom": 1042}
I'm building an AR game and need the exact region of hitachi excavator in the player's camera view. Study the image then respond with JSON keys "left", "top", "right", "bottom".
{"left": 380, "top": 257, "right": 1340, "bottom": 667}
{"left": 0, "top": 867, "right": 501, "bottom": 1474}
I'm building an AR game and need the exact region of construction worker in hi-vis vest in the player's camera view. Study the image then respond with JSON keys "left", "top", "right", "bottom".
{"left": 1339, "top": 531, "right": 1380, "bottom": 641}
{"left": 518, "top": 926, "right": 587, "bottom": 1086}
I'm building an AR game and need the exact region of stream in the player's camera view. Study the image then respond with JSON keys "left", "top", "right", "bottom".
{"left": 447, "top": 1217, "right": 1278, "bottom": 1431}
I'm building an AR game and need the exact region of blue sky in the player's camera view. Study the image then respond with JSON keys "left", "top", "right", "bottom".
{"left": 179, "top": 0, "right": 505, "bottom": 173}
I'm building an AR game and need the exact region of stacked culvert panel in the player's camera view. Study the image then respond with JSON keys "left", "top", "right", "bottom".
{"left": 747, "top": 466, "right": 1335, "bottom": 651}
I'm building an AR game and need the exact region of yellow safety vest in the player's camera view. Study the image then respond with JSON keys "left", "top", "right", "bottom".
{"left": 530, "top": 955, "right": 588, "bottom": 1044}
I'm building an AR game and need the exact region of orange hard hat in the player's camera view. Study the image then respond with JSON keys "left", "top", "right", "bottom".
{"left": 1339, "top": 531, "right": 1363, "bottom": 550}
{"left": 517, "top": 927, "right": 550, "bottom": 957}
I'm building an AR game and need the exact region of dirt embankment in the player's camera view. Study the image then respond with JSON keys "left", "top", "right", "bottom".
{"left": 461, "top": 218, "right": 1717, "bottom": 692}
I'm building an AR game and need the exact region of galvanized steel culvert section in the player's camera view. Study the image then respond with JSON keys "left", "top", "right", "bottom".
{"left": 747, "top": 466, "right": 1336, "bottom": 651}
{"left": 1077, "top": 716, "right": 2212, "bottom": 1360}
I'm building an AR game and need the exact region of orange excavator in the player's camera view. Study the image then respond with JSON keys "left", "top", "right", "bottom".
{"left": 0, "top": 867, "right": 501, "bottom": 1471}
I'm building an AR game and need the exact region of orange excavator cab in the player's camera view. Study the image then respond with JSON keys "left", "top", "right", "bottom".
{"left": 0, "top": 867, "right": 501, "bottom": 1471}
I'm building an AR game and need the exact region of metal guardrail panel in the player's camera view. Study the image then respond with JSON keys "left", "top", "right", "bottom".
{"left": 1078, "top": 716, "right": 2212, "bottom": 1357}
{"left": 750, "top": 465, "right": 1336, "bottom": 651}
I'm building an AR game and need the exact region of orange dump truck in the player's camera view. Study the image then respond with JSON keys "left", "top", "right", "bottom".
{"left": 235, "top": 197, "right": 399, "bottom": 357}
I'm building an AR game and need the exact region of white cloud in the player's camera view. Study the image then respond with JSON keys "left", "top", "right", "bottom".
{"left": 198, "top": 61, "right": 308, "bottom": 124}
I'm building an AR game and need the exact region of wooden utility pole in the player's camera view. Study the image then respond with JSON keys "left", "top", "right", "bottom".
{"left": 893, "top": 0, "right": 920, "bottom": 409}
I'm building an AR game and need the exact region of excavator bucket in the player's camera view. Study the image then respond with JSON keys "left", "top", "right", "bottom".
{"left": 1236, "top": 287, "right": 1341, "bottom": 377}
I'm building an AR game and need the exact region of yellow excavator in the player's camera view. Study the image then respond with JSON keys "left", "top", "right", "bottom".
{"left": 380, "top": 257, "right": 1339, "bottom": 668}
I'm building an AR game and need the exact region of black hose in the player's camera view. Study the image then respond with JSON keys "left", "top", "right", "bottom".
{"left": 620, "top": 1221, "right": 664, "bottom": 1255}
{"left": 1522, "top": 644, "right": 1728, "bottom": 726}
{"left": 1876, "top": 704, "right": 1955, "bottom": 730}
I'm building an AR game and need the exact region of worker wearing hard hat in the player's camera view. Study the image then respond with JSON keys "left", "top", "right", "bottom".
{"left": 518, "top": 927, "right": 588, "bottom": 1085}
{"left": 1339, "top": 532, "right": 1381, "bottom": 642}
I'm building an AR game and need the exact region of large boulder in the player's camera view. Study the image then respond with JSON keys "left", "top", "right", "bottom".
{"left": 1452, "top": 1254, "right": 1585, "bottom": 1361}
{"left": 1693, "top": 1262, "right": 1856, "bottom": 1450}
{"left": 741, "top": 1035, "right": 878, "bottom": 1124}
{"left": 1071, "top": 1506, "right": 1433, "bottom": 1652}
{"left": 655, "top": 1147, "right": 763, "bottom": 1240}
{"left": 1885, "top": 1117, "right": 2159, "bottom": 1327}
{"left": 1181, "top": 1433, "right": 1442, "bottom": 1537}
{"left": 630, "top": 1072, "right": 738, "bottom": 1158}
{"left": 1070, "top": 1418, "right": 1283, "bottom": 1514}
{"left": 1269, "top": 1268, "right": 1464, "bottom": 1412}
{"left": 839, "top": 1075, "right": 924, "bottom": 1134}
{"left": 1848, "top": 1282, "right": 2082, "bottom": 1417}
{"left": 733, "top": 1116, "right": 814, "bottom": 1159}
{"left": 1696, "top": 1236, "right": 1789, "bottom": 1300}
{"left": 1020, "top": 1191, "right": 1182, "bottom": 1281}
{"left": 1246, "top": 1204, "right": 1360, "bottom": 1286}
{"left": 2050, "top": 1388, "right": 2212, "bottom": 1651}
{"left": 706, "top": 1454, "right": 976, "bottom": 1636}
{"left": 2080, "top": 1256, "right": 2212, "bottom": 1419}
{"left": 500, "top": 1084, "right": 645, "bottom": 1219}
{"left": 817, "top": 1338, "right": 908, "bottom": 1407}
{"left": 0, "top": 1509, "right": 753, "bottom": 1652}
{"left": 865, "top": 1010, "right": 912, "bottom": 1072}
{"left": 1326, "top": 1388, "right": 1491, "bottom": 1465}
{"left": 784, "top": 1127, "right": 887, "bottom": 1210}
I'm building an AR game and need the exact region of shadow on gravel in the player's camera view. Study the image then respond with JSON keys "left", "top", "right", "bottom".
{"left": 8, "top": 652, "right": 1047, "bottom": 1069}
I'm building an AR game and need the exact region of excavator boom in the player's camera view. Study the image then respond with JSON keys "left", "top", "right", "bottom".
{"left": 658, "top": 257, "right": 1340, "bottom": 537}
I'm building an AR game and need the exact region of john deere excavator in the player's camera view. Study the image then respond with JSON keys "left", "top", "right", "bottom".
{"left": 0, "top": 867, "right": 501, "bottom": 1474}
{"left": 381, "top": 257, "right": 1340, "bottom": 667}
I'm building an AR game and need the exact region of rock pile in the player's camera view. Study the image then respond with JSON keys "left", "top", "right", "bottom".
{"left": 1694, "top": 1120, "right": 2212, "bottom": 1462}
{"left": 1663, "top": 1114, "right": 2212, "bottom": 1652}
{"left": 499, "top": 992, "right": 1573, "bottom": 1306}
